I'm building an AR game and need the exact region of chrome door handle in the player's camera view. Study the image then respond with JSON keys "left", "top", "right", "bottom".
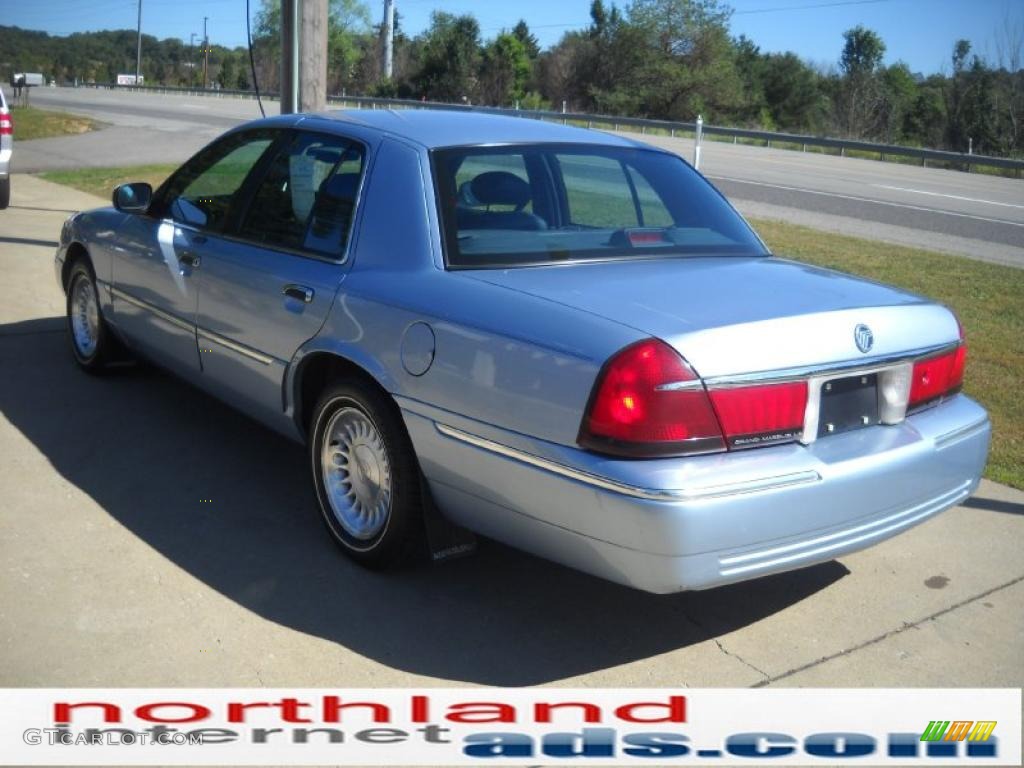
{"left": 178, "top": 252, "right": 201, "bottom": 268}
{"left": 283, "top": 284, "right": 314, "bottom": 303}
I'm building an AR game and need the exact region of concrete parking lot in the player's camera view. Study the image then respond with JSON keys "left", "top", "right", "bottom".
{"left": 1, "top": 174, "right": 1022, "bottom": 692}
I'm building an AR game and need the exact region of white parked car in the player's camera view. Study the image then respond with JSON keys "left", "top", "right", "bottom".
{"left": 0, "top": 86, "right": 11, "bottom": 208}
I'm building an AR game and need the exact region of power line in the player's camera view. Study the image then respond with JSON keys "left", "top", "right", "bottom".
{"left": 733, "top": 0, "right": 898, "bottom": 16}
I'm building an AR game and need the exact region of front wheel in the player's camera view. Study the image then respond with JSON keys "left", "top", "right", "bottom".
{"left": 310, "top": 381, "right": 425, "bottom": 568}
{"left": 65, "top": 260, "right": 114, "bottom": 372}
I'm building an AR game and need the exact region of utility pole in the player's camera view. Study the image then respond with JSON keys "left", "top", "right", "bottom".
{"left": 189, "top": 32, "right": 196, "bottom": 87}
{"left": 281, "top": 0, "right": 327, "bottom": 114}
{"left": 382, "top": 0, "right": 394, "bottom": 80}
{"left": 134, "top": 0, "right": 142, "bottom": 83}
{"left": 202, "top": 16, "right": 209, "bottom": 89}
{"left": 280, "top": 0, "right": 298, "bottom": 113}
{"left": 300, "top": 0, "right": 327, "bottom": 111}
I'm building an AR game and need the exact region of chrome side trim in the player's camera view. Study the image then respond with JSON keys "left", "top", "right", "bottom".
{"left": 197, "top": 327, "right": 275, "bottom": 366}
{"left": 434, "top": 422, "right": 821, "bottom": 502}
{"left": 110, "top": 287, "right": 193, "bottom": 333}
{"left": 935, "top": 417, "right": 989, "bottom": 449}
{"left": 654, "top": 379, "right": 706, "bottom": 392}
{"left": 111, "top": 286, "right": 275, "bottom": 366}
{"left": 703, "top": 342, "right": 958, "bottom": 389}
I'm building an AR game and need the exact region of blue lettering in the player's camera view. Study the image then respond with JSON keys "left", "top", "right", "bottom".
{"left": 622, "top": 732, "right": 690, "bottom": 757}
{"left": 463, "top": 732, "right": 533, "bottom": 758}
{"left": 805, "top": 732, "right": 875, "bottom": 758}
{"left": 726, "top": 732, "right": 796, "bottom": 758}
{"left": 888, "top": 733, "right": 919, "bottom": 757}
{"left": 542, "top": 728, "right": 615, "bottom": 758}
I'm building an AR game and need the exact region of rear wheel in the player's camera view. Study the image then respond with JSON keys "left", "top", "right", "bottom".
{"left": 0, "top": 177, "right": 10, "bottom": 209}
{"left": 310, "top": 380, "right": 425, "bottom": 568}
{"left": 66, "top": 260, "right": 114, "bottom": 372}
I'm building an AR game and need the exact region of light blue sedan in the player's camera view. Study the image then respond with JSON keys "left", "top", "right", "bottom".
{"left": 55, "top": 110, "right": 990, "bottom": 592}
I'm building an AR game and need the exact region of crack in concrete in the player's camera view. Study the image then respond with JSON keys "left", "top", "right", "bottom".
{"left": 714, "top": 638, "right": 771, "bottom": 682}
{"left": 679, "top": 604, "right": 770, "bottom": 683}
{"left": 753, "top": 573, "right": 1024, "bottom": 687}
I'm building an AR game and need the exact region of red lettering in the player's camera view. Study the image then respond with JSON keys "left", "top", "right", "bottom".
{"left": 54, "top": 702, "right": 121, "bottom": 724}
{"left": 322, "top": 696, "right": 390, "bottom": 723}
{"left": 446, "top": 703, "right": 516, "bottom": 723}
{"left": 226, "top": 699, "right": 311, "bottom": 723}
{"left": 134, "top": 702, "right": 211, "bottom": 723}
{"left": 615, "top": 696, "right": 686, "bottom": 723}
{"left": 279, "top": 698, "right": 312, "bottom": 723}
{"left": 535, "top": 702, "right": 602, "bottom": 723}
{"left": 411, "top": 695, "right": 429, "bottom": 723}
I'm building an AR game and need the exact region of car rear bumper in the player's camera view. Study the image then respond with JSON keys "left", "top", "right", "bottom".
{"left": 404, "top": 394, "right": 990, "bottom": 593}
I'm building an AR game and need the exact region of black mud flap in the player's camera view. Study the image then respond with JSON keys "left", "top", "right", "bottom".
{"left": 421, "top": 483, "right": 477, "bottom": 563}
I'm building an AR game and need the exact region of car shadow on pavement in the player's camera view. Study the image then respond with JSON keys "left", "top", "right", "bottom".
{"left": 963, "top": 496, "right": 1024, "bottom": 516}
{"left": 0, "top": 236, "right": 61, "bottom": 248}
{"left": 0, "top": 317, "right": 849, "bottom": 686}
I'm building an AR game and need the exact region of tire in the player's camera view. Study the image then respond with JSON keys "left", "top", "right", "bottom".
{"left": 310, "top": 380, "right": 425, "bottom": 568}
{"left": 0, "top": 177, "right": 9, "bottom": 209}
{"left": 65, "top": 260, "right": 113, "bottom": 372}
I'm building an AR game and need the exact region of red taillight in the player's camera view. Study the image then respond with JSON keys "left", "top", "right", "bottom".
{"left": 909, "top": 344, "right": 966, "bottom": 408}
{"left": 708, "top": 381, "right": 808, "bottom": 448}
{"left": 0, "top": 113, "right": 11, "bottom": 136}
{"left": 579, "top": 339, "right": 725, "bottom": 457}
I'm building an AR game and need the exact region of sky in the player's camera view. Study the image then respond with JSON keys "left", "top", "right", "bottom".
{"left": 5, "top": 0, "right": 1022, "bottom": 76}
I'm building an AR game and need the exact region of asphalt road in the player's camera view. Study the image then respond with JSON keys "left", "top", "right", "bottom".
{"left": 1, "top": 175, "right": 1023, "bottom": 695}
{"left": 15, "top": 86, "right": 1024, "bottom": 268}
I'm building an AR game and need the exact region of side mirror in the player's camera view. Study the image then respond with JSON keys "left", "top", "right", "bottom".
{"left": 112, "top": 182, "right": 153, "bottom": 214}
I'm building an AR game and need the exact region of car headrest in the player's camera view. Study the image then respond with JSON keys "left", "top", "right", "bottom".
{"left": 469, "top": 171, "right": 531, "bottom": 210}
{"left": 319, "top": 172, "right": 360, "bottom": 202}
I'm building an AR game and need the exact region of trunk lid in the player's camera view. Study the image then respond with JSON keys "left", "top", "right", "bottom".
{"left": 461, "top": 256, "right": 958, "bottom": 377}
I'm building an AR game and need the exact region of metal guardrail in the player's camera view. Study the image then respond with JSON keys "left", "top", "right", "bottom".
{"left": 83, "top": 83, "right": 1024, "bottom": 175}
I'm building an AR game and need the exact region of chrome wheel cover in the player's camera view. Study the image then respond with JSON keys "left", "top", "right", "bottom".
{"left": 320, "top": 406, "right": 392, "bottom": 541}
{"left": 71, "top": 275, "right": 99, "bottom": 358}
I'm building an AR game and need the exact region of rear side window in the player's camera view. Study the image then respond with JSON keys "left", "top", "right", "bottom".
{"left": 433, "top": 144, "right": 767, "bottom": 268}
{"left": 239, "top": 131, "right": 364, "bottom": 258}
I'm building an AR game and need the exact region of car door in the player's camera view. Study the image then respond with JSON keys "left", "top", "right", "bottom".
{"left": 111, "top": 128, "right": 280, "bottom": 375}
{"left": 193, "top": 129, "right": 366, "bottom": 430}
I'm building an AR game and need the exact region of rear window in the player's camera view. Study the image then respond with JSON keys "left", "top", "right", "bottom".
{"left": 433, "top": 144, "right": 768, "bottom": 268}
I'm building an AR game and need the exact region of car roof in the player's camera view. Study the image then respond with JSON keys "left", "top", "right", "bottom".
{"left": 300, "top": 108, "right": 649, "bottom": 150}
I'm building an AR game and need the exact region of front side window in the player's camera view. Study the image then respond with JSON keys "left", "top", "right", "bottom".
{"left": 434, "top": 144, "right": 768, "bottom": 268}
{"left": 238, "top": 131, "right": 365, "bottom": 258}
{"left": 160, "top": 129, "right": 277, "bottom": 231}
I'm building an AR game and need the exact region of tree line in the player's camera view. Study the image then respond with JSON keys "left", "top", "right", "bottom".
{"left": 2, "top": 0, "right": 1022, "bottom": 157}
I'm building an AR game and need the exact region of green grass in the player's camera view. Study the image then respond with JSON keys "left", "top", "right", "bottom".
{"left": 39, "top": 164, "right": 177, "bottom": 199}
{"left": 36, "top": 164, "right": 1022, "bottom": 488}
{"left": 10, "top": 106, "right": 97, "bottom": 140}
{"left": 751, "top": 216, "right": 1023, "bottom": 489}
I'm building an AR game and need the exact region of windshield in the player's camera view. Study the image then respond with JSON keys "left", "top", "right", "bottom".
{"left": 433, "top": 143, "right": 769, "bottom": 268}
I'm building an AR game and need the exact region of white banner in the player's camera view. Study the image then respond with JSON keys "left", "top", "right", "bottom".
{"left": 0, "top": 688, "right": 1019, "bottom": 765}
